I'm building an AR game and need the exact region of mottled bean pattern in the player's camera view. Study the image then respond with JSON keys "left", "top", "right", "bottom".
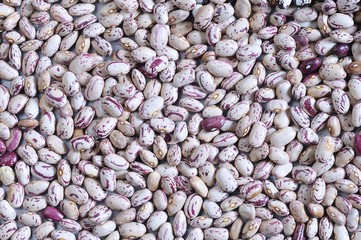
{"left": 1, "top": 0, "right": 361, "bottom": 239}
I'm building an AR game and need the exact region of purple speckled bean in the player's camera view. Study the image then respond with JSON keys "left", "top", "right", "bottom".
{"left": 88, "top": 205, "right": 112, "bottom": 223}
{"left": 84, "top": 178, "right": 107, "bottom": 202}
{"left": 95, "top": 116, "right": 117, "bottom": 138}
{"left": 292, "top": 166, "right": 317, "bottom": 184}
{"left": 212, "top": 132, "right": 238, "bottom": 147}
{"left": 104, "top": 153, "right": 129, "bottom": 171}
{"left": 23, "top": 196, "right": 47, "bottom": 212}
{"left": 164, "top": 105, "right": 189, "bottom": 122}
{"left": 300, "top": 96, "right": 318, "bottom": 117}
{"left": 7, "top": 183, "right": 24, "bottom": 209}
{"left": 332, "top": 89, "right": 350, "bottom": 115}
{"left": 73, "top": 14, "right": 97, "bottom": 30}
{"left": 18, "top": 212, "right": 42, "bottom": 227}
{"left": 0, "top": 140, "right": 6, "bottom": 157}
{"left": 8, "top": 94, "right": 29, "bottom": 115}
{"left": 346, "top": 193, "right": 361, "bottom": 209}
{"left": 70, "top": 135, "right": 95, "bottom": 151}
{"left": 10, "top": 226, "right": 31, "bottom": 240}
{"left": 0, "top": 220, "right": 17, "bottom": 240}
{"left": 252, "top": 160, "right": 274, "bottom": 180}
{"left": 160, "top": 176, "right": 177, "bottom": 195}
{"left": 268, "top": 199, "right": 289, "bottom": 217}
{"left": 59, "top": 218, "right": 82, "bottom": 233}
{"left": 311, "top": 178, "right": 326, "bottom": 203}
{"left": 77, "top": 198, "right": 95, "bottom": 219}
{"left": 64, "top": 184, "right": 89, "bottom": 205}
{"left": 31, "top": 161, "right": 56, "bottom": 181}
{"left": 319, "top": 217, "right": 333, "bottom": 240}
{"left": 290, "top": 106, "right": 310, "bottom": 128}
{"left": 259, "top": 219, "right": 283, "bottom": 236}
{"left": 293, "top": 35, "right": 309, "bottom": 48}
{"left": 44, "top": 86, "right": 67, "bottom": 108}
{"left": 101, "top": 96, "right": 123, "bottom": 117}
{"left": 119, "top": 222, "right": 146, "bottom": 239}
{"left": 0, "top": 60, "right": 19, "bottom": 80}
{"left": 84, "top": 75, "right": 104, "bottom": 101}
{"left": 9, "top": 76, "right": 25, "bottom": 96}
{"left": 25, "top": 180, "right": 50, "bottom": 196}
{"left": 99, "top": 167, "right": 116, "bottom": 192}
{"left": 346, "top": 208, "right": 359, "bottom": 232}
{"left": 175, "top": 175, "right": 193, "bottom": 195}
{"left": 335, "top": 196, "right": 352, "bottom": 215}
{"left": 239, "top": 180, "right": 263, "bottom": 200}
{"left": 74, "top": 106, "right": 95, "bottom": 129}
{"left": 293, "top": 223, "right": 306, "bottom": 240}
{"left": 56, "top": 159, "right": 71, "bottom": 187}
{"left": 14, "top": 161, "right": 30, "bottom": 186}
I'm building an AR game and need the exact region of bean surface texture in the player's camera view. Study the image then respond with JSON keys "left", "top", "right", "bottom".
{"left": 0, "top": 0, "right": 361, "bottom": 239}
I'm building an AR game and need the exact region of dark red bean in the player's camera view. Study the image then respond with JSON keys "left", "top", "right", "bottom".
{"left": 0, "top": 151, "right": 18, "bottom": 167}
{"left": 299, "top": 57, "right": 322, "bottom": 74}
{"left": 41, "top": 206, "right": 64, "bottom": 221}
{"left": 333, "top": 44, "right": 350, "bottom": 57}
{"left": 201, "top": 116, "right": 226, "bottom": 131}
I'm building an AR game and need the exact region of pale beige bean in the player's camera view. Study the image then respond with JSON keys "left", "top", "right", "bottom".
{"left": 0, "top": 221, "right": 17, "bottom": 240}
{"left": 0, "top": 60, "right": 19, "bottom": 81}
{"left": 270, "top": 127, "right": 297, "bottom": 147}
{"left": 289, "top": 200, "right": 310, "bottom": 223}
{"left": 321, "top": 185, "right": 338, "bottom": 207}
{"left": 242, "top": 218, "right": 262, "bottom": 238}
{"left": 190, "top": 176, "right": 208, "bottom": 198}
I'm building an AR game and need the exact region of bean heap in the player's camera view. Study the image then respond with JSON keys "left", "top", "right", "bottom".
{"left": 1, "top": 0, "right": 361, "bottom": 239}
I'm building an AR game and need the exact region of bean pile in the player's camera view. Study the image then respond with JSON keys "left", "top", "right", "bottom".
{"left": 1, "top": 0, "right": 361, "bottom": 239}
